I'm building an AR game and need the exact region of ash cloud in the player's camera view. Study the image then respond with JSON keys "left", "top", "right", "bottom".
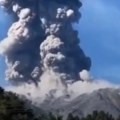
{"left": 0, "top": 0, "right": 91, "bottom": 84}
{"left": 1, "top": 0, "right": 119, "bottom": 105}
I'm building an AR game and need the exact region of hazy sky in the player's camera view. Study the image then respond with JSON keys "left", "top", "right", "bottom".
{"left": 0, "top": 0, "right": 120, "bottom": 86}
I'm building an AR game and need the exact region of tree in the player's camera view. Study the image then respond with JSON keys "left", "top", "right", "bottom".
{"left": 0, "top": 87, "right": 37, "bottom": 120}
{"left": 67, "top": 113, "right": 76, "bottom": 120}
{"left": 82, "top": 111, "right": 115, "bottom": 120}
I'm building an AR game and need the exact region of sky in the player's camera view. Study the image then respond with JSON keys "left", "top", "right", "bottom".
{"left": 0, "top": 0, "right": 120, "bottom": 86}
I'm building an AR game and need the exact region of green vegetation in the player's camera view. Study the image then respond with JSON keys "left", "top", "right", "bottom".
{"left": 0, "top": 87, "right": 36, "bottom": 120}
{"left": 0, "top": 86, "right": 119, "bottom": 120}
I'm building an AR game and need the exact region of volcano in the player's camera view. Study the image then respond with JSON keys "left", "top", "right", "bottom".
{"left": 32, "top": 88, "right": 120, "bottom": 118}
{"left": 0, "top": 0, "right": 120, "bottom": 118}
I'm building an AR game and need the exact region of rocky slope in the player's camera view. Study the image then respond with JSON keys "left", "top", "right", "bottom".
{"left": 37, "top": 88, "right": 120, "bottom": 118}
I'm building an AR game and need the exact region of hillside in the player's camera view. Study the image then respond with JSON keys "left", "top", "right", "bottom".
{"left": 0, "top": 86, "right": 120, "bottom": 120}
{"left": 0, "top": 87, "right": 36, "bottom": 120}
{"left": 38, "top": 88, "right": 120, "bottom": 118}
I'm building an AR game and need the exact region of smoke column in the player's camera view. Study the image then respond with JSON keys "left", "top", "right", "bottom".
{"left": 0, "top": 0, "right": 91, "bottom": 84}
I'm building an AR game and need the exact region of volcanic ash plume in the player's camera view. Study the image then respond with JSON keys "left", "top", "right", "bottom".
{"left": 0, "top": 0, "right": 91, "bottom": 84}
{"left": 0, "top": 0, "right": 93, "bottom": 100}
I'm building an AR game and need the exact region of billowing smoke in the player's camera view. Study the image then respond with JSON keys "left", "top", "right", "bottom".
{"left": 7, "top": 78, "right": 118, "bottom": 103}
{"left": 1, "top": 0, "right": 117, "bottom": 104}
{"left": 0, "top": 0, "right": 91, "bottom": 84}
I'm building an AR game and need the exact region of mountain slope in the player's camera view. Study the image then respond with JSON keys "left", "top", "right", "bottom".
{"left": 38, "top": 88, "right": 120, "bottom": 118}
